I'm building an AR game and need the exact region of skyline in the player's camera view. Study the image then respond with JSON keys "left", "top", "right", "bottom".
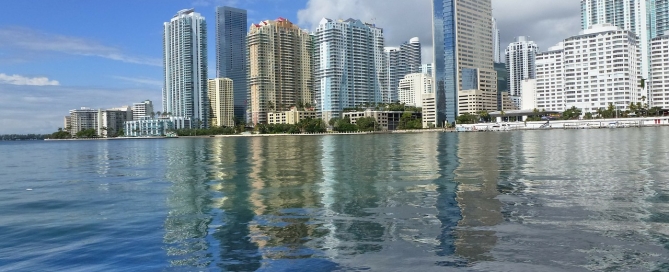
{"left": 0, "top": 0, "right": 582, "bottom": 134}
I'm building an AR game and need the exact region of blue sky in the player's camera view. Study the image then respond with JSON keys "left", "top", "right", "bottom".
{"left": 0, "top": 0, "right": 580, "bottom": 134}
{"left": 0, "top": 0, "right": 308, "bottom": 134}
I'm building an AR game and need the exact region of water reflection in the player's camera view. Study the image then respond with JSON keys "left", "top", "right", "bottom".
{"left": 158, "top": 129, "right": 669, "bottom": 271}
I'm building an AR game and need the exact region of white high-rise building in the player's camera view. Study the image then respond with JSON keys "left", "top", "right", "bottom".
{"left": 536, "top": 43, "right": 565, "bottom": 111}
{"left": 132, "top": 100, "right": 154, "bottom": 120}
{"left": 421, "top": 63, "right": 434, "bottom": 77}
{"left": 313, "top": 18, "right": 385, "bottom": 122}
{"left": 505, "top": 36, "right": 538, "bottom": 108}
{"left": 398, "top": 73, "right": 434, "bottom": 107}
{"left": 581, "top": 0, "right": 669, "bottom": 101}
{"left": 492, "top": 17, "right": 502, "bottom": 63}
{"left": 163, "top": 9, "right": 208, "bottom": 128}
{"left": 383, "top": 37, "right": 421, "bottom": 103}
{"left": 650, "top": 31, "right": 669, "bottom": 109}
{"left": 536, "top": 24, "right": 642, "bottom": 114}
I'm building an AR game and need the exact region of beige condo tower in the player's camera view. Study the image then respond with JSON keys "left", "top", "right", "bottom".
{"left": 247, "top": 17, "right": 313, "bottom": 125}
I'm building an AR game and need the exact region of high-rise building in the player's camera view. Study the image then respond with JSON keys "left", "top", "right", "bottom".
{"left": 132, "top": 100, "right": 154, "bottom": 120}
{"left": 650, "top": 31, "right": 669, "bottom": 109}
{"left": 163, "top": 9, "right": 208, "bottom": 128}
{"left": 216, "top": 6, "right": 247, "bottom": 121}
{"left": 247, "top": 18, "right": 313, "bottom": 125}
{"left": 422, "top": 63, "right": 434, "bottom": 77}
{"left": 313, "top": 18, "right": 385, "bottom": 122}
{"left": 398, "top": 73, "right": 434, "bottom": 107}
{"left": 383, "top": 37, "right": 422, "bottom": 103}
{"left": 492, "top": 17, "right": 502, "bottom": 63}
{"left": 208, "top": 78, "right": 235, "bottom": 127}
{"left": 536, "top": 24, "right": 642, "bottom": 113}
{"left": 535, "top": 43, "right": 565, "bottom": 112}
{"left": 581, "top": 0, "right": 669, "bottom": 95}
{"left": 432, "top": 0, "right": 497, "bottom": 125}
{"left": 505, "top": 36, "right": 538, "bottom": 108}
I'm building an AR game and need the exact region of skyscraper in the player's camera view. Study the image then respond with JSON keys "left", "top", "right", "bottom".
{"left": 433, "top": 0, "right": 496, "bottom": 125}
{"left": 383, "top": 37, "right": 422, "bottom": 103}
{"left": 247, "top": 18, "right": 313, "bottom": 125}
{"left": 492, "top": 17, "right": 502, "bottom": 63}
{"left": 313, "top": 18, "right": 385, "bottom": 122}
{"left": 581, "top": 0, "right": 669, "bottom": 88}
{"left": 505, "top": 36, "right": 538, "bottom": 108}
{"left": 163, "top": 9, "right": 208, "bottom": 128}
{"left": 216, "top": 6, "right": 247, "bottom": 122}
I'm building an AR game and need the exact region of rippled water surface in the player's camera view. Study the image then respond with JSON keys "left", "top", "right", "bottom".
{"left": 2, "top": 129, "right": 669, "bottom": 271}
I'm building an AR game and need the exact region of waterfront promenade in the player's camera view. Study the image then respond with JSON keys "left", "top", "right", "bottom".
{"left": 456, "top": 116, "right": 669, "bottom": 132}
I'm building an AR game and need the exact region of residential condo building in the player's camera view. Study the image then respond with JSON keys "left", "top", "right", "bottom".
{"left": 383, "top": 37, "right": 422, "bottom": 103}
{"left": 132, "top": 100, "right": 154, "bottom": 120}
{"left": 208, "top": 78, "right": 235, "bottom": 127}
{"left": 216, "top": 6, "right": 248, "bottom": 121}
{"left": 505, "top": 36, "right": 538, "bottom": 108}
{"left": 536, "top": 24, "right": 642, "bottom": 114}
{"left": 398, "top": 73, "right": 434, "bottom": 107}
{"left": 432, "top": 0, "right": 497, "bottom": 125}
{"left": 163, "top": 9, "right": 208, "bottom": 128}
{"left": 650, "top": 31, "right": 669, "bottom": 109}
{"left": 313, "top": 18, "right": 385, "bottom": 122}
{"left": 247, "top": 18, "right": 313, "bottom": 125}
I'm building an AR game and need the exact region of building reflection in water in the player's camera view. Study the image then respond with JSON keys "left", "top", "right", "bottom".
{"left": 245, "top": 136, "right": 330, "bottom": 266}
{"left": 452, "top": 133, "right": 505, "bottom": 263}
{"left": 206, "top": 138, "right": 262, "bottom": 271}
{"left": 162, "top": 139, "right": 214, "bottom": 268}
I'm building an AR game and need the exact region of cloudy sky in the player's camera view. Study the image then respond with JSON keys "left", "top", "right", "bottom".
{"left": 0, "top": 0, "right": 581, "bottom": 134}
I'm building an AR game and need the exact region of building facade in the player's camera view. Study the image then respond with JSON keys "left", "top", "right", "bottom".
{"left": 581, "top": 0, "right": 669, "bottom": 99}
{"left": 505, "top": 36, "right": 538, "bottom": 108}
{"left": 267, "top": 108, "right": 319, "bottom": 125}
{"left": 163, "top": 9, "right": 208, "bottom": 128}
{"left": 247, "top": 18, "right": 313, "bottom": 125}
{"left": 433, "top": 0, "right": 497, "bottom": 125}
{"left": 208, "top": 78, "right": 235, "bottom": 127}
{"left": 313, "top": 18, "right": 385, "bottom": 122}
{"left": 650, "top": 32, "right": 669, "bottom": 109}
{"left": 383, "top": 37, "right": 422, "bottom": 103}
{"left": 535, "top": 43, "right": 565, "bottom": 111}
{"left": 398, "top": 73, "right": 434, "bottom": 107}
{"left": 132, "top": 100, "right": 154, "bottom": 120}
{"left": 492, "top": 17, "right": 502, "bottom": 63}
{"left": 68, "top": 107, "right": 98, "bottom": 136}
{"left": 124, "top": 116, "right": 191, "bottom": 137}
{"left": 457, "top": 89, "right": 498, "bottom": 115}
{"left": 99, "top": 107, "right": 133, "bottom": 137}
{"left": 422, "top": 93, "right": 437, "bottom": 128}
{"left": 536, "top": 24, "right": 642, "bottom": 114}
{"left": 216, "top": 6, "right": 248, "bottom": 121}
{"left": 343, "top": 110, "right": 412, "bottom": 131}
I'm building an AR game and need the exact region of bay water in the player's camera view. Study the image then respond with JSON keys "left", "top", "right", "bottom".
{"left": 1, "top": 129, "right": 669, "bottom": 271}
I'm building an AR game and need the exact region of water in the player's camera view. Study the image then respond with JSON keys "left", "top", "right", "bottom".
{"left": 1, "top": 129, "right": 669, "bottom": 271}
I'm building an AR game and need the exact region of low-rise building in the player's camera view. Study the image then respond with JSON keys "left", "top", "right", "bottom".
{"left": 457, "top": 89, "right": 498, "bottom": 115}
{"left": 267, "top": 108, "right": 318, "bottom": 125}
{"left": 422, "top": 93, "right": 437, "bottom": 128}
{"left": 124, "top": 116, "right": 191, "bottom": 137}
{"left": 343, "top": 110, "right": 421, "bottom": 131}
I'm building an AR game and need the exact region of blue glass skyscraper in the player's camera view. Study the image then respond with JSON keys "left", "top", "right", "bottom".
{"left": 216, "top": 6, "right": 247, "bottom": 122}
{"left": 432, "top": 0, "right": 457, "bottom": 126}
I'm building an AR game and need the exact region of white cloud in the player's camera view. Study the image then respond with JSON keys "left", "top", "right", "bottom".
{"left": 112, "top": 76, "right": 163, "bottom": 87}
{"left": 0, "top": 27, "right": 161, "bottom": 66}
{"left": 297, "top": 0, "right": 581, "bottom": 62}
{"left": 0, "top": 73, "right": 59, "bottom": 86}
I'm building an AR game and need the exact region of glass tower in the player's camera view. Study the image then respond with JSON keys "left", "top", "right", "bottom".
{"left": 216, "top": 6, "right": 247, "bottom": 122}
{"left": 432, "top": 0, "right": 458, "bottom": 126}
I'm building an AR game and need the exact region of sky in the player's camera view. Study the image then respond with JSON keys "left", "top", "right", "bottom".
{"left": 0, "top": 0, "right": 581, "bottom": 134}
